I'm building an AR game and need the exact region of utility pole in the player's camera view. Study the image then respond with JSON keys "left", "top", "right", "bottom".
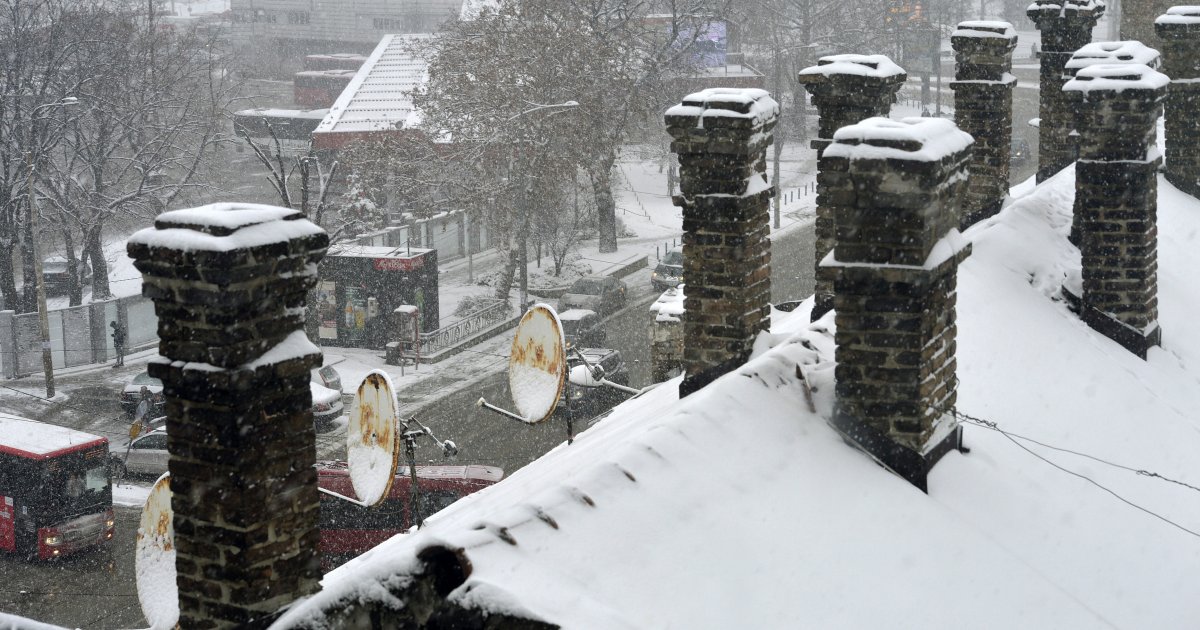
{"left": 27, "top": 153, "right": 54, "bottom": 398}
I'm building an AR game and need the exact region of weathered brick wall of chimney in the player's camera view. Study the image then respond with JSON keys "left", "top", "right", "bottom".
{"left": 951, "top": 21, "right": 1018, "bottom": 228}
{"left": 664, "top": 88, "right": 778, "bottom": 397}
{"left": 819, "top": 117, "right": 973, "bottom": 492}
{"left": 797, "top": 55, "right": 906, "bottom": 321}
{"left": 1065, "top": 63, "right": 1167, "bottom": 359}
{"left": 128, "top": 204, "right": 329, "bottom": 629}
{"left": 1028, "top": 0, "right": 1105, "bottom": 182}
{"left": 1156, "top": 7, "right": 1200, "bottom": 196}
{"left": 1063, "top": 41, "right": 1162, "bottom": 245}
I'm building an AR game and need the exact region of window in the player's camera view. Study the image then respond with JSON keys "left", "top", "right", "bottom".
{"left": 373, "top": 17, "right": 405, "bottom": 30}
{"left": 413, "top": 490, "right": 461, "bottom": 524}
{"left": 132, "top": 434, "right": 167, "bottom": 450}
{"left": 288, "top": 11, "right": 310, "bottom": 25}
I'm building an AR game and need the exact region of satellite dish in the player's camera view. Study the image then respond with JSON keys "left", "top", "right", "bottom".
{"left": 507, "top": 303, "right": 566, "bottom": 423}
{"left": 347, "top": 370, "right": 401, "bottom": 507}
{"left": 136, "top": 473, "right": 178, "bottom": 630}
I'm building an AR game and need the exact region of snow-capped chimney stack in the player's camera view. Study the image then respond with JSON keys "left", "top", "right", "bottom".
{"left": 797, "top": 55, "right": 906, "bottom": 321}
{"left": 1065, "top": 64, "right": 1167, "bottom": 359}
{"left": 127, "top": 204, "right": 329, "bottom": 628}
{"left": 1028, "top": 0, "right": 1105, "bottom": 183}
{"left": 819, "top": 117, "right": 972, "bottom": 492}
{"left": 1063, "top": 41, "right": 1162, "bottom": 244}
{"left": 664, "top": 88, "right": 778, "bottom": 398}
{"left": 951, "top": 21, "right": 1018, "bottom": 228}
{"left": 1156, "top": 7, "right": 1200, "bottom": 196}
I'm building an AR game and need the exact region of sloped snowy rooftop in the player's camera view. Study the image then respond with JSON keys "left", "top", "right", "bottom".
{"left": 312, "top": 34, "right": 430, "bottom": 139}
{"left": 273, "top": 166, "right": 1200, "bottom": 628}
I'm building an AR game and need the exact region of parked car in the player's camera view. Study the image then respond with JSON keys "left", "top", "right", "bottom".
{"left": 312, "top": 364, "right": 342, "bottom": 396}
{"left": 558, "top": 276, "right": 627, "bottom": 316}
{"left": 120, "top": 372, "right": 164, "bottom": 417}
{"left": 311, "top": 381, "right": 344, "bottom": 429}
{"left": 560, "top": 347, "right": 630, "bottom": 415}
{"left": 43, "top": 256, "right": 91, "bottom": 296}
{"left": 651, "top": 249, "right": 683, "bottom": 291}
{"left": 317, "top": 461, "right": 503, "bottom": 569}
{"left": 559, "top": 309, "right": 605, "bottom": 348}
{"left": 110, "top": 429, "right": 169, "bottom": 480}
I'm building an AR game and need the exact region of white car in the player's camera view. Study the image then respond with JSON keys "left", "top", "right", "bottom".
{"left": 112, "top": 430, "right": 169, "bottom": 479}
{"left": 312, "top": 381, "right": 344, "bottom": 428}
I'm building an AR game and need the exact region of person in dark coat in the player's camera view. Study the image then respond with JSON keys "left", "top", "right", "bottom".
{"left": 110, "top": 321, "right": 126, "bottom": 367}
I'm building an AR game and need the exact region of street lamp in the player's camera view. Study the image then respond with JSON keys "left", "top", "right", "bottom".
{"left": 26, "top": 96, "right": 80, "bottom": 397}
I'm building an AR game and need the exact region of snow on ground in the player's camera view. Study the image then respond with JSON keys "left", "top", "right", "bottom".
{"left": 276, "top": 168, "right": 1200, "bottom": 629}
{"left": 113, "top": 482, "right": 152, "bottom": 507}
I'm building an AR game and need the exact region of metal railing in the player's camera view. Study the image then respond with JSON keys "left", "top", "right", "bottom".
{"left": 419, "top": 298, "right": 511, "bottom": 356}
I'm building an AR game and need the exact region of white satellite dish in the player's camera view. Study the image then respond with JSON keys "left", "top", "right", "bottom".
{"left": 505, "top": 303, "right": 567, "bottom": 424}
{"left": 135, "top": 473, "right": 179, "bottom": 630}
{"left": 346, "top": 370, "right": 401, "bottom": 507}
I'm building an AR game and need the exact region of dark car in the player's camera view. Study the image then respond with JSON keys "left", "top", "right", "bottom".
{"left": 558, "top": 276, "right": 627, "bottom": 317}
{"left": 651, "top": 249, "right": 683, "bottom": 291}
{"left": 560, "top": 347, "right": 630, "bottom": 415}
{"left": 559, "top": 309, "right": 606, "bottom": 348}
{"left": 120, "top": 372, "right": 164, "bottom": 417}
{"left": 43, "top": 256, "right": 91, "bottom": 296}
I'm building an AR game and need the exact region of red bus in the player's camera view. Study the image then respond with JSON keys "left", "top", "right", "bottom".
{"left": 0, "top": 414, "right": 115, "bottom": 561}
{"left": 317, "top": 461, "right": 503, "bottom": 569}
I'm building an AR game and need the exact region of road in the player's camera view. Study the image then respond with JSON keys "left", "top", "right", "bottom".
{"left": 400, "top": 222, "right": 818, "bottom": 474}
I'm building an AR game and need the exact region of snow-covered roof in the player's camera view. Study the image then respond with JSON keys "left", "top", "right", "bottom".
{"left": 1063, "top": 63, "right": 1170, "bottom": 93}
{"left": 327, "top": 243, "right": 433, "bottom": 259}
{"left": 798, "top": 54, "right": 906, "bottom": 80}
{"left": 649, "top": 285, "right": 685, "bottom": 322}
{"left": 0, "top": 413, "right": 107, "bottom": 458}
{"left": 274, "top": 165, "right": 1200, "bottom": 629}
{"left": 313, "top": 34, "right": 430, "bottom": 140}
{"left": 1064, "top": 41, "right": 1161, "bottom": 75}
{"left": 952, "top": 20, "right": 1017, "bottom": 40}
{"left": 1157, "top": 5, "right": 1200, "bottom": 25}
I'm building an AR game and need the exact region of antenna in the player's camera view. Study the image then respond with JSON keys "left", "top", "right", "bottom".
{"left": 135, "top": 473, "right": 178, "bottom": 629}
{"left": 478, "top": 303, "right": 569, "bottom": 432}
{"left": 324, "top": 371, "right": 459, "bottom": 529}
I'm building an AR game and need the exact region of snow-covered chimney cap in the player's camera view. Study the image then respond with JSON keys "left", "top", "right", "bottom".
{"left": 1063, "top": 63, "right": 1170, "bottom": 93}
{"left": 952, "top": 20, "right": 1017, "bottom": 40}
{"left": 664, "top": 88, "right": 779, "bottom": 126}
{"left": 1065, "top": 41, "right": 1161, "bottom": 72}
{"left": 129, "top": 203, "right": 326, "bottom": 253}
{"left": 1157, "top": 5, "right": 1200, "bottom": 24}
{"left": 1027, "top": 0, "right": 1106, "bottom": 18}
{"left": 798, "top": 54, "right": 905, "bottom": 81}
{"left": 825, "top": 117, "right": 973, "bottom": 163}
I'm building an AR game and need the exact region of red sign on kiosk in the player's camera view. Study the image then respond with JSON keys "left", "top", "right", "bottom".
{"left": 373, "top": 256, "right": 423, "bottom": 272}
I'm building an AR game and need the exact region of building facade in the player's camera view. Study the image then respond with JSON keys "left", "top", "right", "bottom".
{"left": 230, "top": 0, "right": 462, "bottom": 50}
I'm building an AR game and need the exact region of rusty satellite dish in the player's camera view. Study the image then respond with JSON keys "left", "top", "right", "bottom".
{"left": 506, "top": 303, "right": 566, "bottom": 424}
{"left": 135, "top": 473, "right": 179, "bottom": 630}
{"left": 347, "top": 370, "right": 401, "bottom": 507}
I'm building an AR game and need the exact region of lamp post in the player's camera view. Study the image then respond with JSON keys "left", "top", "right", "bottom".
{"left": 26, "top": 96, "right": 79, "bottom": 397}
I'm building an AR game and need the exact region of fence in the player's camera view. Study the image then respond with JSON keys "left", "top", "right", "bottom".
{"left": 419, "top": 298, "right": 512, "bottom": 357}
{"left": 0, "top": 295, "right": 157, "bottom": 378}
{"left": 356, "top": 210, "right": 491, "bottom": 262}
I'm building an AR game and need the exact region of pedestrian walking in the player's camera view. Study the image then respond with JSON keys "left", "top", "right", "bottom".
{"left": 131, "top": 386, "right": 153, "bottom": 435}
{"left": 110, "top": 320, "right": 126, "bottom": 367}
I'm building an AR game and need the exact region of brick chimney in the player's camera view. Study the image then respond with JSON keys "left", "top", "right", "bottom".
{"left": 664, "top": 88, "right": 778, "bottom": 398}
{"left": 1156, "top": 7, "right": 1200, "bottom": 196}
{"left": 819, "top": 117, "right": 973, "bottom": 492}
{"left": 127, "top": 203, "right": 329, "bottom": 628}
{"left": 1063, "top": 41, "right": 1162, "bottom": 245}
{"left": 797, "top": 55, "right": 906, "bottom": 321}
{"left": 1064, "top": 63, "right": 1168, "bottom": 358}
{"left": 1028, "top": 0, "right": 1105, "bottom": 182}
{"left": 951, "top": 21, "right": 1018, "bottom": 228}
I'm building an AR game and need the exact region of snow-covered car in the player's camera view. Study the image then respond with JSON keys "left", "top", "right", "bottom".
{"left": 312, "top": 381, "right": 344, "bottom": 429}
{"left": 43, "top": 256, "right": 92, "bottom": 295}
{"left": 558, "top": 276, "right": 627, "bottom": 317}
{"left": 558, "top": 309, "right": 605, "bottom": 348}
{"left": 651, "top": 249, "right": 683, "bottom": 291}
{"left": 120, "top": 371, "right": 164, "bottom": 417}
{"left": 312, "top": 364, "right": 343, "bottom": 396}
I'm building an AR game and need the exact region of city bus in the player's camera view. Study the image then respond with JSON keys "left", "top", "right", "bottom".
{"left": 0, "top": 414, "right": 115, "bottom": 561}
{"left": 317, "top": 461, "right": 503, "bottom": 569}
